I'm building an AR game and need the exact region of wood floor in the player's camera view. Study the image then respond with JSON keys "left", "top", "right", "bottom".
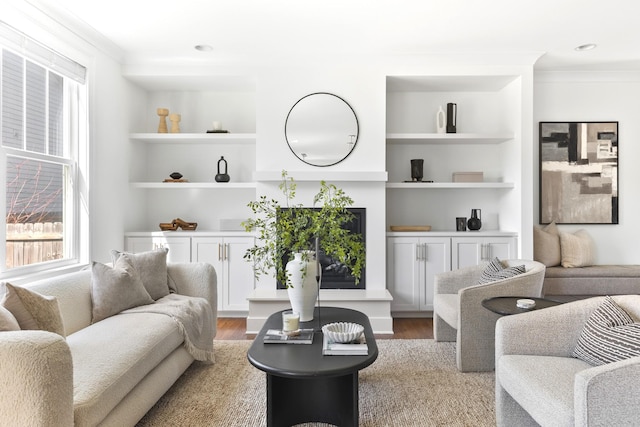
{"left": 215, "top": 317, "right": 434, "bottom": 340}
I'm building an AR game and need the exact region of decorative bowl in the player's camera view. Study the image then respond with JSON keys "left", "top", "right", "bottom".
{"left": 322, "top": 322, "right": 364, "bottom": 343}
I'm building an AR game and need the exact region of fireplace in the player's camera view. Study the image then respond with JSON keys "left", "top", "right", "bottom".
{"left": 276, "top": 207, "right": 366, "bottom": 290}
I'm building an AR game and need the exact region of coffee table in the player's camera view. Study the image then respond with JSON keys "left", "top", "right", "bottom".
{"left": 247, "top": 306, "right": 378, "bottom": 427}
{"left": 482, "top": 296, "right": 563, "bottom": 315}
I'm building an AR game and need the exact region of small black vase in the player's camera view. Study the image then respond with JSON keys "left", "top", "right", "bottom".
{"left": 215, "top": 156, "right": 230, "bottom": 182}
{"left": 410, "top": 159, "right": 424, "bottom": 182}
{"left": 467, "top": 209, "right": 482, "bottom": 231}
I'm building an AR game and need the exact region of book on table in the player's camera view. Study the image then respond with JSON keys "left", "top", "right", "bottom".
{"left": 263, "top": 329, "right": 314, "bottom": 344}
{"left": 322, "top": 333, "right": 368, "bottom": 356}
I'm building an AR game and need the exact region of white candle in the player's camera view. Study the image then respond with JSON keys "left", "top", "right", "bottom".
{"left": 282, "top": 311, "right": 300, "bottom": 333}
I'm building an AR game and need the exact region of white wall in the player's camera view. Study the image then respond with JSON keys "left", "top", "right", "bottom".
{"left": 534, "top": 71, "right": 640, "bottom": 263}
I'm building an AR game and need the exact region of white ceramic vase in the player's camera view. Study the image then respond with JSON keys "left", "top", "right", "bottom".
{"left": 285, "top": 251, "right": 319, "bottom": 322}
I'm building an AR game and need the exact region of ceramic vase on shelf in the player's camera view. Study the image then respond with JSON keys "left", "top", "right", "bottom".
{"left": 285, "top": 251, "right": 319, "bottom": 322}
{"left": 215, "top": 156, "right": 230, "bottom": 182}
{"left": 410, "top": 159, "right": 424, "bottom": 182}
{"left": 436, "top": 106, "right": 446, "bottom": 134}
{"left": 467, "top": 209, "right": 482, "bottom": 231}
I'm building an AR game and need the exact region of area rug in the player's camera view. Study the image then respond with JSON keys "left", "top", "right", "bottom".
{"left": 137, "top": 339, "right": 495, "bottom": 426}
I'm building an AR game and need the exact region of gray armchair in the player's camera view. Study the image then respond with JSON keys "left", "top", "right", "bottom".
{"left": 495, "top": 295, "right": 640, "bottom": 426}
{"left": 433, "top": 259, "right": 545, "bottom": 372}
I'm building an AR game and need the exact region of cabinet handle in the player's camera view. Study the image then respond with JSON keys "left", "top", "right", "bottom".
{"left": 423, "top": 243, "right": 428, "bottom": 261}
{"left": 224, "top": 244, "right": 228, "bottom": 261}
{"left": 218, "top": 243, "right": 222, "bottom": 261}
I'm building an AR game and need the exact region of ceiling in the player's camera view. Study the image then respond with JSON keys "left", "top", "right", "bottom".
{"left": 28, "top": 0, "right": 640, "bottom": 71}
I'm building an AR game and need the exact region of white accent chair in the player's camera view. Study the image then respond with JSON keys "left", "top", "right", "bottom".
{"left": 433, "top": 259, "right": 546, "bottom": 372}
{"left": 495, "top": 295, "right": 640, "bottom": 426}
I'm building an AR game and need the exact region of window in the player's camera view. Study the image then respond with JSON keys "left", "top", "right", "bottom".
{"left": 1, "top": 21, "right": 88, "bottom": 276}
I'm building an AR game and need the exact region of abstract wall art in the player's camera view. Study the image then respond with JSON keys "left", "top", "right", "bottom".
{"left": 539, "top": 121, "right": 618, "bottom": 224}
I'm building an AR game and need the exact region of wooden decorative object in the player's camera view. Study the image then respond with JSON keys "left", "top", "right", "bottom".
{"left": 389, "top": 225, "right": 432, "bottom": 231}
{"left": 169, "top": 113, "right": 181, "bottom": 133}
{"left": 157, "top": 108, "right": 169, "bottom": 133}
{"left": 174, "top": 218, "right": 198, "bottom": 230}
{"left": 159, "top": 221, "right": 178, "bottom": 231}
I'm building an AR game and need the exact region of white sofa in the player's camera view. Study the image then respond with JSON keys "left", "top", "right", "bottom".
{"left": 0, "top": 261, "right": 217, "bottom": 427}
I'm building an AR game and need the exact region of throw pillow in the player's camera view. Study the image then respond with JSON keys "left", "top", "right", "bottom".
{"left": 560, "top": 229, "right": 595, "bottom": 267}
{"left": 0, "top": 282, "right": 65, "bottom": 335}
{"left": 478, "top": 257, "right": 526, "bottom": 284}
{"left": 0, "top": 305, "right": 20, "bottom": 331}
{"left": 573, "top": 296, "right": 640, "bottom": 366}
{"left": 110, "top": 248, "right": 170, "bottom": 300}
{"left": 91, "top": 254, "right": 154, "bottom": 323}
{"left": 533, "top": 222, "right": 561, "bottom": 267}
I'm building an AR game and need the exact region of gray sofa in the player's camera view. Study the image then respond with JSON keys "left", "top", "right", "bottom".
{"left": 495, "top": 295, "right": 640, "bottom": 426}
{"left": 543, "top": 265, "right": 640, "bottom": 302}
{"left": 0, "top": 262, "right": 217, "bottom": 426}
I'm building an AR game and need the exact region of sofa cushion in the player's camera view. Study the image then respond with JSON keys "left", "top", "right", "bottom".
{"left": 111, "top": 248, "right": 170, "bottom": 300}
{"left": 478, "top": 257, "right": 525, "bottom": 284}
{"left": 534, "top": 222, "right": 561, "bottom": 267}
{"left": 91, "top": 255, "right": 154, "bottom": 323}
{"left": 67, "top": 311, "right": 183, "bottom": 427}
{"left": 572, "top": 296, "right": 640, "bottom": 366}
{"left": 498, "top": 354, "right": 590, "bottom": 426}
{"left": 560, "top": 229, "right": 595, "bottom": 268}
{"left": 0, "top": 305, "right": 20, "bottom": 331}
{"left": 0, "top": 282, "right": 65, "bottom": 335}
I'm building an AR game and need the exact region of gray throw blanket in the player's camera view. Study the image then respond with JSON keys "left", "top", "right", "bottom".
{"left": 122, "top": 294, "right": 215, "bottom": 363}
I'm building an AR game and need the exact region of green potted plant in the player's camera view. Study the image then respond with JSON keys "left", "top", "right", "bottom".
{"left": 242, "top": 170, "right": 365, "bottom": 321}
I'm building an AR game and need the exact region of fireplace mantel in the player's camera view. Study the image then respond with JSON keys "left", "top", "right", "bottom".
{"left": 246, "top": 288, "right": 393, "bottom": 334}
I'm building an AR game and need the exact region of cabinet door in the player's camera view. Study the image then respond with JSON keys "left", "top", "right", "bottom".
{"left": 191, "top": 237, "right": 224, "bottom": 311}
{"left": 222, "top": 237, "right": 255, "bottom": 312}
{"left": 387, "top": 237, "right": 422, "bottom": 311}
{"left": 422, "top": 238, "right": 451, "bottom": 311}
{"left": 451, "top": 237, "right": 517, "bottom": 269}
{"left": 191, "top": 236, "right": 255, "bottom": 312}
{"left": 124, "top": 236, "right": 191, "bottom": 263}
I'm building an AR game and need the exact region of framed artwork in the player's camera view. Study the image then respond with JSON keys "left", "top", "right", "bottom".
{"left": 539, "top": 121, "right": 618, "bottom": 224}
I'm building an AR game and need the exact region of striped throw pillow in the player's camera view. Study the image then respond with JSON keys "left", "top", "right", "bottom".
{"left": 573, "top": 296, "right": 640, "bottom": 366}
{"left": 477, "top": 257, "right": 525, "bottom": 284}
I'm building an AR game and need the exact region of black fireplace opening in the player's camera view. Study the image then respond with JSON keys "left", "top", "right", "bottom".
{"left": 276, "top": 207, "right": 366, "bottom": 290}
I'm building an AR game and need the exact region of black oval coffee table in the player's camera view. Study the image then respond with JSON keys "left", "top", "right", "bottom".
{"left": 247, "top": 306, "right": 378, "bottom": 427}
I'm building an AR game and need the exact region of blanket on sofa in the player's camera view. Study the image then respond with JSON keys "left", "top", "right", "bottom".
{"left": 122, "top": 294, "right": 215, "bottom": 362}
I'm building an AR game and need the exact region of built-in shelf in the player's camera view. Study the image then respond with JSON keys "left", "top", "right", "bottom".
{"left": 254, "top": 170, "right": 388, "bottom": 182}
{"left": 386, "top": 182, "right": 514, "bottom": 189}
{"left": 385, "top": 133, "right": 513, "bottom": 144}
{"left": 130, "top": 182, "right": 257, "bottom": 189}
{"left": 130, "top": 133, "right": 256, "bottom": 144}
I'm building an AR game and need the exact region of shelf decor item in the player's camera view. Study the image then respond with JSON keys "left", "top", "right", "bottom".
{"left": 539, "top": 121, "right": 618, "bottom": 224}
{"left": 467, "top": 209, "right": 482, "bottom": 231}
{"left": 456, "top": 217, "right": 467, "bottom": 231}
{"left": 169, "top": 113, "right": 181, "bottom": 133}
{"left": 410, "top": 159, "right": 424, "bottom": 181}
{"left": 436, "top": 106, "right": 446, "bottom": 134}
{"left": 157, "top": 108, "right": 169, "bottom": 133}
{"left": 446, "top": 102, "right": 457, "bottom": 133}
{"left": 214, "top": 156, "right": 230, "bottom": 182}
{"left": 242, "top": 171, "right": 366, "bottom": 321}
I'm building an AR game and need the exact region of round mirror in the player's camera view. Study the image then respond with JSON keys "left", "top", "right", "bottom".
{"left": 285, "top": 92, "right": 359, "bottom": 167}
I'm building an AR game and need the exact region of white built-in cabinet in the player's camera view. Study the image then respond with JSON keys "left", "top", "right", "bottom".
{"left": 190, "top": 236, "right": 255, "bottom": 312}
{"left": 123, "top": 73, "right": 259, "bottom": 315}
{"left": 452, "top": 236, "right": 517, "bottom": 269}
{"left": 123, "top": 235, "right": 191, "bottom": 263}
{"left": 386, "top": 236, "right": 451, "bottom": 312}
{"left": 125, "top": 233, "right": 255, "bottom": 313}
{"left": 387, "top": 232, "right": 517, "bottom": 313}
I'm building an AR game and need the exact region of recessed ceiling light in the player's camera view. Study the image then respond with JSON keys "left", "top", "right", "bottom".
{"left": 575, "top": 43, "right": 597, "bottom": 51}
{"left": 194, "top": 44, "right": 213, "bottom": 52}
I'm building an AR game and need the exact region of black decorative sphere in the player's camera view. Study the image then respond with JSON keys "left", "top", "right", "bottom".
{"left": 467, "top": 217, "right": 482, "bottom": 231}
